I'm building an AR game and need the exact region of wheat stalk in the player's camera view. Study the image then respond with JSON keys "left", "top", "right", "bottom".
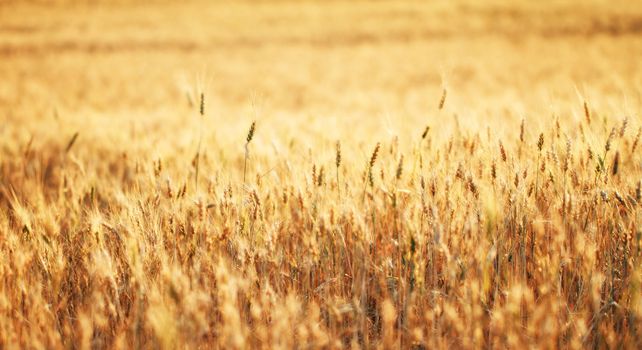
{"left": 363, "top": 142, "right": 380, "bottom": 201}
{"left": 194, "top": 92, "right": 205, "bottom": 192}
{"left": 336, "top": 141, "right": 342, "bottom": 198}
{"left": 243, "top": 121, "right": 256, "bottom": 184}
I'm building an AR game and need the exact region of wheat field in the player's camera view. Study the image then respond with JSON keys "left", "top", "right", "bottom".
{"left": 1, "top": 0, "right": 642, "bottom": 349}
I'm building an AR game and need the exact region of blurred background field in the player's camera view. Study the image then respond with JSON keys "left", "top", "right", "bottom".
{"left": 2, "top": 0, "right": 642, "bottom": 147}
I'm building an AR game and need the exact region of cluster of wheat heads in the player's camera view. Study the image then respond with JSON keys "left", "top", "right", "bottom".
{"left": 1, "top": 95, "right": 641, "bottom": 349}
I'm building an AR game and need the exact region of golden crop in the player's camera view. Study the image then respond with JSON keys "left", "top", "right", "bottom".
{"left": 1, "top": 0, "right": 642, "bottom": 348}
